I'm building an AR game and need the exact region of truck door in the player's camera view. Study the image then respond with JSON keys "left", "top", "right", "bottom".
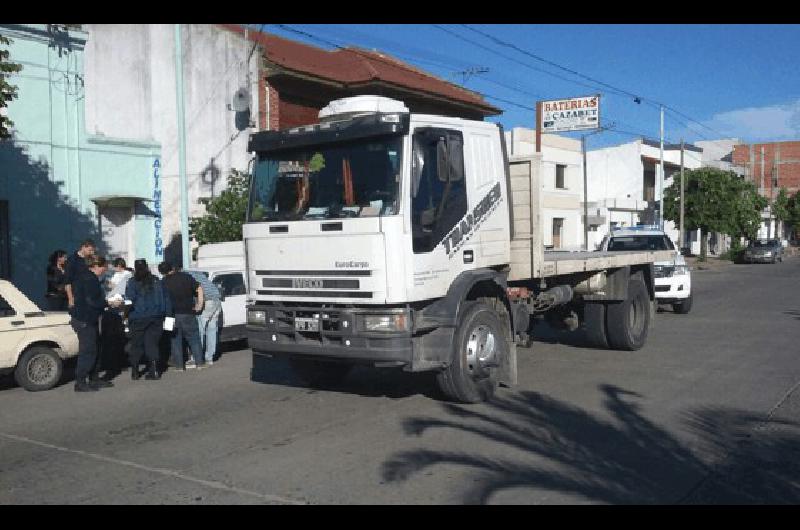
{"left": 408, "top": 127, "right": 471, "bottom": 301}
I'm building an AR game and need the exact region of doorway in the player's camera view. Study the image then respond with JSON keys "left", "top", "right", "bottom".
{"left": 98, "top": 205, "right": 133, "bottom": 264}
{"left": 552, "top": 217, "right": 564, "bottom": 248}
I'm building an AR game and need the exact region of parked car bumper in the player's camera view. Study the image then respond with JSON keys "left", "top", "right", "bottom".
{"left": 654, "top": 276, "right": 691, "bottom": 302}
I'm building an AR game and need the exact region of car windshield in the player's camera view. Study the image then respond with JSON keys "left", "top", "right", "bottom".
{"left": 608, "top": 235, "right": 674, "bottom": 251}
{"left": 749, "top": 240, "right": 775, "bottom": 248}
{"left": 248, "top": 135, "right": 403, "bottom": 222}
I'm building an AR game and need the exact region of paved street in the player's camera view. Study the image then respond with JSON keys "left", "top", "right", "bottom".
{"left": 2, "top": 258, "right": 800, "bottom": 504}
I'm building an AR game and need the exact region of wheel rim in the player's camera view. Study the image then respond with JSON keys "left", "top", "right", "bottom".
{"left": 465, "top": 324, "right": 497, "bottom": 379}
{"left": 27, "top": 354, "right": 57, "bottom": 386}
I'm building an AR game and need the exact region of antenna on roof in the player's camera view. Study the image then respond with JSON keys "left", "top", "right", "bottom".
{"left": 449, "top": 66, "right": 489, "bottom": 85}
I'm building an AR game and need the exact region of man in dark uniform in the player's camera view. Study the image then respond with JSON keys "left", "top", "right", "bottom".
{"left": 71, "top": 255, "right": 121, "bottom": 392}
{"left": 64, "top": 239, "right": 96, "bottom": 312}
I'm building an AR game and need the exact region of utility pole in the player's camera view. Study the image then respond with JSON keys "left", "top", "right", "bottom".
{"left": 679, "top": 138, "right": 685, "bottom": 250}
{"left": 582, "top": 134, "right": 588, "bottom": 251}
{"left": 175, "top": 24, "right": 190, "bottom": 270}
{"left": 659, "top": 105, "right": 664, "bottom": 230}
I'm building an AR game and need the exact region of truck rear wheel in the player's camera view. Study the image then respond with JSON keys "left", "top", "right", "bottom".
{"left": 583, "top": 302, "right": 609, "bottom": 349}
{"left": 437, "top": 302, "right": 504, "bottom": 403}
{"left": 605, "top": 273, "right": 650, "bottom": 351}
{"left": 14, "top": 346, "right": 63, "bottom": 391}
{"left": 289, "top": 358, "right": 352, "bottom": 388}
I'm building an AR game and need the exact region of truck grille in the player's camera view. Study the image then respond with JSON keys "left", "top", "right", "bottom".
{"left": 269, "top": 307, "right": 352, "bottom": 346}
{"left": 255, "top": 270, "right": 372, "bottom": 299}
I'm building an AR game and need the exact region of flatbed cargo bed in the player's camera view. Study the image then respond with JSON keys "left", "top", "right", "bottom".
{"left": 540, "top": 250, "right": 675, "bottom": 276}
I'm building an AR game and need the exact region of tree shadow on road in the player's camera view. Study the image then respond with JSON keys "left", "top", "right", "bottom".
{"left": 782, "top": 310, "right": 800, "bottom": 321}
{"left": 381, "top": 385, "right": 800, "bottom": 504}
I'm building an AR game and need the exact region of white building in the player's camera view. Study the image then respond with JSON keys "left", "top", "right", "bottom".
{"left": 505, "top": 127, "right": 584, "bottom": 250}
{"left": 586, "top": 138, "right": 703, "bottom": 252}
{"left": 81, "top": 24, "right": 261, "bottom": 264}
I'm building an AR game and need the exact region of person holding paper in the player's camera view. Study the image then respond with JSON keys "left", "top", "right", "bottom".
{"left": 98, "top": 258, "right": 133, "bottom": 381}
{"left": 125, "top": 259, "right": 172, "bottom": 380}
{"left": 159, "top": 262, "right": 204, "bottom": 371}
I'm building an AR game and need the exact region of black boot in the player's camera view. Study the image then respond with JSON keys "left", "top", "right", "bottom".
{"left": 89, "top": 374, "right": 114, "bottom": 388}
{"left": 74, "top": 378, "right": 99, "bottom": 392}
{"left": 145, "top": 361, "right": 161, "bottom": 380}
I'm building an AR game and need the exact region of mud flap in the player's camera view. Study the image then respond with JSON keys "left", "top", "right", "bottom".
{"left": 498, "top": 341, "right": 518, "bottom": 387}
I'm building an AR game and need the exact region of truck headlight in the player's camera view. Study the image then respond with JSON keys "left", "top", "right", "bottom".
{"left": 764, "top": 251, "right": 772, "bottom": 257}
{"left": 673, "top": 265, "right": 689, "bottom": 275}
{"left": 362, "top": 313, "right": 408, "bottom": 333}
{"left": 247, "top": 309, "right": 267, "bottom": 326}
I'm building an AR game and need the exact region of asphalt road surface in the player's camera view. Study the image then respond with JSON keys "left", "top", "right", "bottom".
{"left": 2, "top": 258, "right": 799, "bottom": 504}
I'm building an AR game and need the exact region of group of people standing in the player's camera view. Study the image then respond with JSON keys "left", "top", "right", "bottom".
{"left": 46, "top": 239, "right": 224, "bottom": 393}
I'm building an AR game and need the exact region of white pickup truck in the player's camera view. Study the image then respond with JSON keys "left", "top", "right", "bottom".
{"left": 599, "top": 227, "right": 692, "bottom": 314}
{"left": 0, "top": 280, "right": 79, "bottom": 391}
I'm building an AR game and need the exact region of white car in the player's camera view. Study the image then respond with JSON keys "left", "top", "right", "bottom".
{"left": 0, "top": 280, "right": 79, "bottom": 391}
{"left": 600, "top": 228, "right": 692, "bottom": 314}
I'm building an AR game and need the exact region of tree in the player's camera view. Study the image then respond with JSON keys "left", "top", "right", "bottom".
{"left": 1, "top": 35, "right": 23, "bottom": 139}
{"left": 663, "top": 167, "right": 764, "bottom": 260}
{"left": 772, "top": 187, "right": 790, "bottom": 240}
{"left": 787, "top": 191, "right": 800, "bottom": 241}
{"left": 189, "top": 169, "right": 250, "bottom": 246}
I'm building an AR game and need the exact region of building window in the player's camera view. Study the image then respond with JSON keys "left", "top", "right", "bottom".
{"left": 555, "top": 164, "right": 566, "bottom": 189}
{"left": 552, "top": 218, "right": 564, "bottom": 248}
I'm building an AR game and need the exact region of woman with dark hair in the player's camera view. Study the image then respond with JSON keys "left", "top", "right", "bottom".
{"left": 124, "top": 259, "right": 172, "bottom": 380}
{"left": 45, "top": 250, "right": 69, "bottom": 311}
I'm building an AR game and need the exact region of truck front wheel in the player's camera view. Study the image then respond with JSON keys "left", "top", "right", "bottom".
{"left": 605, "top": 273, "right": 650, "bottom": 351}
{"left": 437, "top": 302, "right": 505, "bottom": 403}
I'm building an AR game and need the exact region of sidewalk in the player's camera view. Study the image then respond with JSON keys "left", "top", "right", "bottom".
{"left": 685, "top": 255, "right": 733, "bottom": 272}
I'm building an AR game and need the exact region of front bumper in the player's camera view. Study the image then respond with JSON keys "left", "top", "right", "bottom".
{"left": 743, "top": 254, "right": 775, "bottom": 263}
{"left": 247, "top": 304, "right": 448, "bottom": 369}
{"left": 654, "top": 276, "right": 691, "bottom": 302}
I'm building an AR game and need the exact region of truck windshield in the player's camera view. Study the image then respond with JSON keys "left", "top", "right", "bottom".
{"left": 608, "top": 235, "right": 674, "bottom": 251}
{"left": 248, "top": 136, "right": 403, "bottom": 222}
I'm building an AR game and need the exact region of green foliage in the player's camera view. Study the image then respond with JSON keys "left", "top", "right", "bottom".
{"left": 663, "top": 167, "right": 765, "bottom": 259}
{"left": 1, "top": 35, "right": 23, "bottom": 139}
{"left": 189, "top": 169, "right": 250, "bottom": 246}
{"left": 787, "top": 191, "right": 800, "bottom": 240}
{"left": 773, "top": 188, "right": 790, "bottom": 222}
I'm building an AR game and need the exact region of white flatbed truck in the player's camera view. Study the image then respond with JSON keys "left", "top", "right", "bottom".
{"left": 243, "top": 96, "right": 672, "bottom": 402}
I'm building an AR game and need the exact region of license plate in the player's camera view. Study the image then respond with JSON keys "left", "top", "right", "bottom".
{"left": 294, "top": 317, "right": 319, "bottom": 332}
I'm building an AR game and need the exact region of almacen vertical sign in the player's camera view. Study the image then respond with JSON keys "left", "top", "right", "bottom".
{"left": 540, "top": 95, "right": 600, "bottom": 133}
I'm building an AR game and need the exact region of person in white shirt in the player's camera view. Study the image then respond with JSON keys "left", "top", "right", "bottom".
{"left": 97, "top": 258, "right": 134, "bottom": 380}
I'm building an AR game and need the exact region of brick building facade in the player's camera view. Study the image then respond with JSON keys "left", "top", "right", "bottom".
{"left": 732, "top": 141, "right": 800, "bottom": 197}
{"left": 220, "top": 24, "right": 500, "bottom": 131}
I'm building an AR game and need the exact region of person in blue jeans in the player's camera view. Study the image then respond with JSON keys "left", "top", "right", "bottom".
{"left": 158, "top": 261, "right": 204, "bottom": 370}
{"left": 185, "top": 269, "right": 222, "bottom": 366}
{"left": 125, "top": 259, "right": 172, "bottom": 380}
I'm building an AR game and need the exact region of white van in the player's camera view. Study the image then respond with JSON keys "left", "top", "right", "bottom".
{"left": 190, "top": 241, "right": 247, "bottom": 342}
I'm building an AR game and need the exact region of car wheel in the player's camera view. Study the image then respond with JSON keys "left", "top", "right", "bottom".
{"left": 14, "top": 346, "right": 63, "bottom": 391}
{"left": 673, "top": 293, "right": 693, "bottom": 314}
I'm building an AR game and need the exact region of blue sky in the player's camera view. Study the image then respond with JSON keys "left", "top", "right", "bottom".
{"left": 264, "top": 24, "right": 800, "bottom": 150}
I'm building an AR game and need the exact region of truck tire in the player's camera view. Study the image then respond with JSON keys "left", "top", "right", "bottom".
{"left": 14, "top": 346, "right": 63, "bottom": 392}
{"left": 289, "top": 358, "right": 352, "bottom": 388}
{"left": 583, "top": 302, "right": 609, "bottom": 349}
{"left": 437, "top": 302, "right": 504, "bottom": 403}
{"left": 673, "top": 293, "right": 693, "bottom": 314}
{"left": 605, "top": 273, "right": 650, "bottom": 351}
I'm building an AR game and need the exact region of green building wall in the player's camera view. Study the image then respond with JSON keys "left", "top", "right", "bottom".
{"left": 0, "top": 24, "right": 162, "bottom": 304}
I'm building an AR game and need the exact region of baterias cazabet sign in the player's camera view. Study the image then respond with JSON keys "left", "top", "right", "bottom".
{"left": 540, "top": 95, "right": 600, "bottom": 133}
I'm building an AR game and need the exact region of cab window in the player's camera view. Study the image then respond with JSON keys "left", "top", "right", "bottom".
{"left": 0, "top": 295, "right": 15, "bottom": 317}
{"left": 213, "top": 273, "right": 246, "bottom": 297}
